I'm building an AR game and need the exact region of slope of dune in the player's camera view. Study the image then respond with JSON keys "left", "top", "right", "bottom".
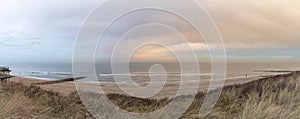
{"left": 0, "top": 71, "right": 299, "bottom": 118}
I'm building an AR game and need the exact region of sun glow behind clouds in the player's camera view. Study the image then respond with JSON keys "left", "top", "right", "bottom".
{"left": 130, "top": 43, "right": 209, "bottom": 62}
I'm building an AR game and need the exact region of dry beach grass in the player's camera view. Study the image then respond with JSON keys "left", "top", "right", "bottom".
{"left": 0, "top": 71, "right": 299, "bottom": 118}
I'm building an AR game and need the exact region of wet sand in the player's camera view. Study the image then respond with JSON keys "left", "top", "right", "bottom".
{"left": 10, "top": 72, "right": 290, "bottom": 99}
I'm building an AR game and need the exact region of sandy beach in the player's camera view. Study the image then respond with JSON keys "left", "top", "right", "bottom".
{"left": 9, "top": 72, "right": 290, "bottom": 99}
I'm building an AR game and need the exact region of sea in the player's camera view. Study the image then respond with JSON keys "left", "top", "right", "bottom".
{"left": 2, "top": 62, "right": 300, "bottom": 83}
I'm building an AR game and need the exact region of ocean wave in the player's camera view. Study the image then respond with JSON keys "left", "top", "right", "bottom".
{"left": 98, "top": 72, "right": 212, "bottom": 77}
{"left": 15, "top": 70, "right": 212, "bottom": 82}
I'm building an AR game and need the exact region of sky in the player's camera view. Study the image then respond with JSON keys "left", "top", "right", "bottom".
{"left": 0, "top": 0, "right": 299, "bottom": 63}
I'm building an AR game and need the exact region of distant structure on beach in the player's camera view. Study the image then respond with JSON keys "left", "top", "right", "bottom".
{"left": 0, "top": 66, "right": 12, "bottom": 81}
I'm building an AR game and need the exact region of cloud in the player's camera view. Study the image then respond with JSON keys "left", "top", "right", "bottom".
{"left": 0, "top": 0, "right": 102, "bottom": 62}
{"left": 29, "top": 41, "right": 41, "bottom": 46}
{"left": 200, "top": 0, "right": 300, "bottom": 48}
{"left": 0, "top": 32, "right": 41, "bottom": 47}
{"left": 0, "top": 0, "right": 299, "bottom": 62}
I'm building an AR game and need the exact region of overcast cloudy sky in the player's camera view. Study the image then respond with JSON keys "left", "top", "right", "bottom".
{"left": 0, "top": 0, "right": 299, "bottom": 63}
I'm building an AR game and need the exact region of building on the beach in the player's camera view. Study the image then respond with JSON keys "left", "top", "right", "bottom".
{"left": 0, "top": 66, "right": 12, "bottom": 80}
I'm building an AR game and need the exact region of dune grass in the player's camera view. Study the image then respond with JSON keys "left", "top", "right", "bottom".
{"left": 0, "top": 71, "right": 299, "bottom": 118}
{"left": 0, "top": 82, "right": 93, "bottom": 118}
{"left": 202, "top": 71, "right": 300, "bottom": 119}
